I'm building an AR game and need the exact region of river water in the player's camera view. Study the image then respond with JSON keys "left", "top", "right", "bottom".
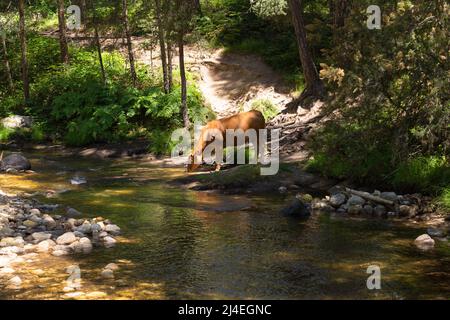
{"left": 0, "top": 151, "right": 449, "bottom": 299}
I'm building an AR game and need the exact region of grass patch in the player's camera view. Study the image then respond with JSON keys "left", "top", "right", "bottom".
{"left": 439, "top": 188, "right": 450, "bottom": 210}
{"left": 392, "top": 156, "right": 450, "bottom": 193}
{"left": 0, "top": 125, "right": 15, "bottom": 142}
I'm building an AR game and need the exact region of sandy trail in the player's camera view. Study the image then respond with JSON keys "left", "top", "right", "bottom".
{"left": 134, "top": 41, "right": 293, "bottom": 118}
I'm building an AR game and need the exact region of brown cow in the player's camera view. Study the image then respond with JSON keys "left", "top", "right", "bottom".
{"left": 187, "top": 110, "right": 266, "bottom": 172}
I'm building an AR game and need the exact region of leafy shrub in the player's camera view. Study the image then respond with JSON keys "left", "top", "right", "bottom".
{"left": 392, "top": 156, "right": 450, "bottom": 193}
{"left": 250, "top": 99, "right": 279, "bottom": 121}
{"left": 0, "top": 125, "right": 14, "bottom": 142}
{"left": 439, "top": 188, "right": 450, "bottom": 210}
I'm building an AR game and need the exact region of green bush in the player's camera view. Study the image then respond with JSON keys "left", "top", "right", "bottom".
{"left": 250, "top": 99, "right": 279, "bottom": 121}
{"left": 392, "top": 156, "right": 450, "bottom": 193}
{"left": 0, "top": 125, "right": 14, "bottom": 142}
{"left": 309, "top": 1, "right": 449, "bottom": 193}
{"left": 439, "top": 188, "right": 450, "bottom": 210}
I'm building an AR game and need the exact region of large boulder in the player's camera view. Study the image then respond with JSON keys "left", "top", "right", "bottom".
{"left": 1, "top": 115, "right": 33, "bottom": 129}
{"left": 0, "top": 153, "right": 31, "bottom": 172}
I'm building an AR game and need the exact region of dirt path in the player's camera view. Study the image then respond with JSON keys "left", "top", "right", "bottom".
{"left": 134, "top": 40, "right": 293, "bottom": 118}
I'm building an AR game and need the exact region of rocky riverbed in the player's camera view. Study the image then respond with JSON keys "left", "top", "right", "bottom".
{"left": 0, "top": 190, "right": 121, "bottom": 291}
{"left": 280, "top": 186, "right": 449, "bottom": 251}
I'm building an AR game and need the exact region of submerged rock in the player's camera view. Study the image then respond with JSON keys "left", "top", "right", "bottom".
{"left": 66, "top": 208, "right": 82, "bottom": 218}
{"left": 414, "top": 234, "right": 435, "bottom": 250}
{"left": 70, "top": 176, "right": 87, "bottom": 185}
{"left": 101, "top": 268, "right": 114, "bottom": 279}
{"left": 105, "top": 224, "right": 121, "bottom": 235}
{"left": 280, "top": 198, "right": 311, "bottom": 218}
{"left": 0, "top": 153, "right": 31, "bottom": 172}
{"left": 427, "top": 228, "right": 446, "bottom": 238}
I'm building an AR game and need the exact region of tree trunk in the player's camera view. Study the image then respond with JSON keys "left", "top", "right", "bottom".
{"left": 333, "top": 0, "right": 349, "bottom": 28}
{"left": 286, "top": 0, "right": 324, "bottom": 111}
{"left": 18, "top": 0, "right": 30, "bottom": 102}
{"left": 58, "top": 0, "right": 69, "bottom": 64}
{"left": 178, "top": 33, "right": 190, "bottom": 128}
{"left": 91, "top": 2, "right": 106, "bottom": 86}
{"left": 154, "top": 0, "right": 170, "bottom": 94}
{"left": 193, "top": 0, "right": 202, "bottom": 15}
{"left": 122, "top": 0, "right": 137, "bottom": 86}
{"left": 167, "top": 41, "right": 173, "bottom": 92}
{"left": 94, "top": 25, "right": 106, "bottom": 85}
{"left": 1, "top": 34, "right": 14, "bottom": 91}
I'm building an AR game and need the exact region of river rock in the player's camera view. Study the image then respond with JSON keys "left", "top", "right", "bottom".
{"left": 101, "top": 268, "right": 114, "bottom": 279}
{"left": 29, "top": 208, "right": 41, "bottom": 216}
{"left": 76, "top": 222, "right": 92, "bottom": 234}
{"left": 1, "top": 115, "right": 32, "bottom": 129}
{"left": 348, "top": 204, "right": 363, "bottom": 215}
{"left": 278, "top": 186, "right": 287, "bottom": 194}
{"left": 29, "top": 215, "right": 43, "bottom": 223}
{"left": 0, "top": 153, "right": 31, "bottom": 172}
{"left": 66, "top": 208, "right": 82, "bottom": 218}
{"left": 0, "top": 267, "right": 15, "bottom": 277}
{"left": 56, "top": 232, "right": 77, "bottom": 245}
{"left": 347, "top": 195, "right": 365, "bottom": 206}
{"left": 103, "top": 236, "right": 117, "bottom": 248}
{"left": 105, "top": 224, "right": 121, "bottom": 235}
{"left": 104, "top": 263, "right": 119, "bottom": 271}
{"left": 374, "top": 205, "right": 387, "bottom": 217}
{"left": 22, "top": 220, "right": 38, "bottom": 228}
{"left": 362, "top": 205, "right": 373, "bottom": 215}
{"left": 31, "top": 232, "right": 52, "bottom": 242}
{"left": 7, "top": 275, "right": 22, "bottom": 287}
{"left": 70, "top": 176, "right": 87, "bottom": 185}
{"left": 427, "top": 227, "right": 447, "bottom": 238}
{"left": 329, "top": 193, "right": 346, "bottom": 207}
{"left": 77, "top": 237, "right": 93, "bottom": 254}
{"left": 399, "top": 205, "right": 418, "bottom": 218}
{"left": 280, "top": 198, "right": 311, "bottom": 218}
{"left": 380, "top": 192, "right": 398, "bottom": 202}
{"left": 312, "top": 199, "right": 334, "bottom": 212}
{"left": 91, "top": 223, "right": 103, "bottom": 233}
{"left": 414, "top": 234, "right": 435, "bottom": 250}
{"left": 52, "top": 249, "right": 69, "bottom": 257}
{"left": 36, "top": 239, "right": 56, "bottom": 253}
{"left": 0, "top": 245, "right": 24, "bottom": 255}
{"left": 42, "top": 214, "right": 57, "bottom": 229}
{"left": 0, "top": 236, "right": 24, "bottom": 248}
{"left": 0, "top": 226, "right": 14, "bottom": 237}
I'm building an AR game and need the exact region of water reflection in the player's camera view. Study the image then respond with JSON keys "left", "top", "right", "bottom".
{"left": 0, "top": 151, "right": 449, "bottom": 299}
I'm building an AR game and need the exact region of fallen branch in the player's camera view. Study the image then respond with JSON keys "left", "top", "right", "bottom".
{"left": 345, "top": 188, "right": 395, "bottom": 207}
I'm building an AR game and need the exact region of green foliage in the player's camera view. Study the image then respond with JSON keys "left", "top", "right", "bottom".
{"left": 392, "top": 156, "right": 450, "bottom": 193}
{"left": 250, "top": 99, "right": 279, "bottom": 121}
{"left": 309, "top": 1, "right": 449, "bottom": 193}
{"left": 0, "top": 32, "right": 211, "bottom": 148}
{"left": 439, "top": 188, "right": 450, "bottom": 210}
{"left": 0, "top": 125, "right": 14, "bottom": 142}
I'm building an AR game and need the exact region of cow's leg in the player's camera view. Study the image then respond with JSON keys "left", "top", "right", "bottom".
{"left": 215, "top": 163, "right": 222, "bottom": 172}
